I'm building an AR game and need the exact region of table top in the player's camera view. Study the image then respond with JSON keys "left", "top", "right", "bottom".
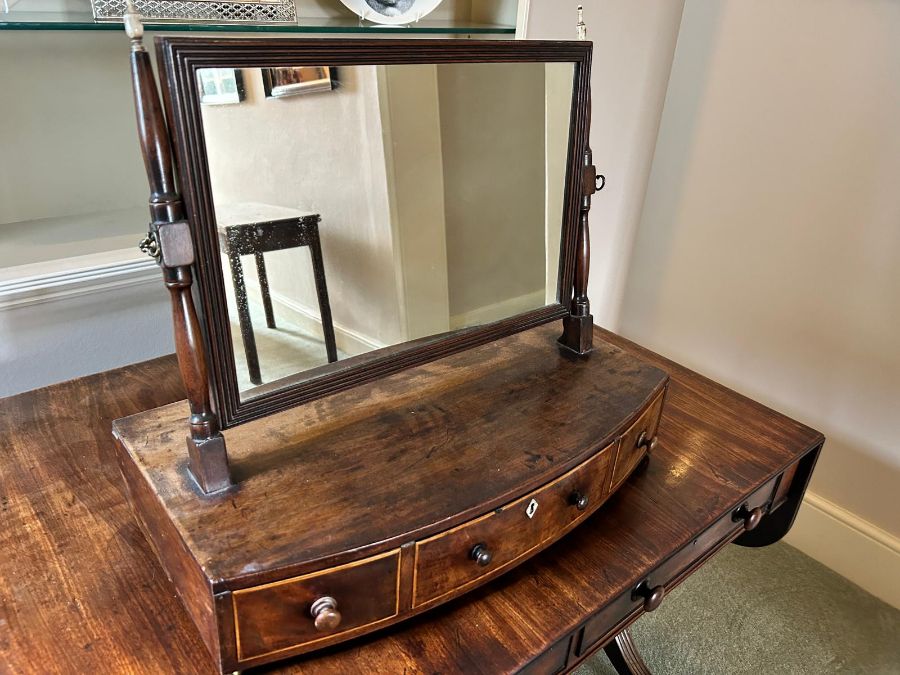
{"left": 0, "top": 327, "right": 823, "bottom": 674}
{"left": 215, "top": 202, "right": 317, "bottom": 229}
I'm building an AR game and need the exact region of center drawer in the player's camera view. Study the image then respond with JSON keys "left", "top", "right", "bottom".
{"left": 412, "top": 442, "right": 615, "bottom": 608}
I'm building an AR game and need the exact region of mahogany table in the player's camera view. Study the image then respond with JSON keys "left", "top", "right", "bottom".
{"left": 0, "top": 327, "right": 822, "bottom": 674}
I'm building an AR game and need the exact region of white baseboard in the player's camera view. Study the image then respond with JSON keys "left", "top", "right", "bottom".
{"left": 785, "top": 491, "right": 900, "bottom": 609}
{"left": 268, "top": 290, "right": 385, "bottom": 357}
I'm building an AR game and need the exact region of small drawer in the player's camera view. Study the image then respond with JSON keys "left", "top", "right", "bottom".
{"left": 413, "top": 443, "right": 614, "bottom": 608}
{"left": 233, "top": 549, "right": 400, "bottom": 662}
{"left": 610, "top": 389, "right": 666, "bottom": 490}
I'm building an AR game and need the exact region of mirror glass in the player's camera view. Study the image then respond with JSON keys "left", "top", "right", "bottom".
{"left": 196, "top": 62, "right": 575, "bottom": 400}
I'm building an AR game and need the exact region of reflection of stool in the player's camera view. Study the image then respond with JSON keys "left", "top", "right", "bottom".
{"left": 217, "top": 213, "right": 337, "bottom": 386}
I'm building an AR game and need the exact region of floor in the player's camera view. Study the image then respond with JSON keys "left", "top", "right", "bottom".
{"left": 221, "top": 252, "right": 349, "bottom": 395}
{"left": 230, "top": 307, "right": 345, "bottom": 395}
{"left": 576, "top": 543, "right": 900, "bottom": 675}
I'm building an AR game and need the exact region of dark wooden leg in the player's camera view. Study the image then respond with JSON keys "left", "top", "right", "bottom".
{"left": 228, "top": 251, "right": 262, "bottom": 385}
{"left": 255, "top": 251, "right": 276, "bottom": 329}
{"left": 308, "top": 227, "right": 338, "bottom": 363}
{"left": 603, "top": 628, "right": 652, "bottom": 675}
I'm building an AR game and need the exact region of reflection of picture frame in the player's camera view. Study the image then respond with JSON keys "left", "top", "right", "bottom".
{"left": 262, "top": 67, "right": 338, "bottom": 99}
{"left": 198, "top": 69, "right": 245, "bottom": 105}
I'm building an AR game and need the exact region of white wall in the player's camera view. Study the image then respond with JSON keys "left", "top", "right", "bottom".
{"left": 521, "top": 0, "right": 686, "bottom": 328}
{"left": 620, "top": 0, "right": 900, "bottom": 605}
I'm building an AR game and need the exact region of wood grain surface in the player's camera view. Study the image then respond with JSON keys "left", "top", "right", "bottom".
{"left": 0, "top": 326, "right": 823, "bottom": 674}
{"left": 113, "top": 325, "right": 667, "bottom": 589}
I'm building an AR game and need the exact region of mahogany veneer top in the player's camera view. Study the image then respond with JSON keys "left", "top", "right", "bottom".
{"left": 112, "top": 325, "right": 666, "bottom": 588}
{"left": 0, "top": 326, "right": 823, "bottom": 674}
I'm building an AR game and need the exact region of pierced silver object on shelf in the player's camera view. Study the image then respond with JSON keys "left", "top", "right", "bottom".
{"left": 92, "top": 0, "right": 296, "bottom": 24}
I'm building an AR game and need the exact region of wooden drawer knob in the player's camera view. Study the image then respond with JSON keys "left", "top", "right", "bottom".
{"left": 636, "top": 430, "right": 658, "bottom": 452}
{"left": 632, "top": 580, "right": 665, "bottom": 612}
{"left": 471, "top": 543, "right": 493, "bottom": 567}
{"left": 733, "top": 504, "right": 765, "bottom": 531}
{"left": 310, "top": 596, "right": 342, "bottom": 633}
{"left": 569, "top": 490, "right": 589, "bottom": 511}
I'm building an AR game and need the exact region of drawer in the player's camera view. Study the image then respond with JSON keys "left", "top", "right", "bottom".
{"left": 577, "top": 473, "right": 779, "bottom": 655}
{"left": 413, "top": 443, "right": 614, "bottom": 608}
{"left": 609, "top": 389, "right": 666, "bottom": 490}
{"left": 233, "top": 549, "right": 400, "bottom": 662}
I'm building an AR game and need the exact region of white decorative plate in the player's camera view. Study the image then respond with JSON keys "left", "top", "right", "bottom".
{"left": 338, "top": 0, "right": 444, "bottom": 26}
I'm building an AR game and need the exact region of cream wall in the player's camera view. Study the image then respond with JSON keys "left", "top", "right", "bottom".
{"left": 437, "top": 62, "right": 547, "bottom": 319}
{"left": 521, "top": 0, "right": 687, "bottom": 328}
{"left": 620, "top": 0, "right": 900, "bottom": 603}
{"left": 0, "top": 32, "right": 147, "bottom": 226}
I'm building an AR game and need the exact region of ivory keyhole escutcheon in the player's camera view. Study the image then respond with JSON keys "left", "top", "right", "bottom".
{"left": 526, "top": 499, "right": 539, "bottom": 519}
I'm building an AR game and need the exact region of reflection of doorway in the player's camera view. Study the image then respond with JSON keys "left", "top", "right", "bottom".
{"left": 376, "top": 63, "right": 567, "bottom": 339}
{"left": 544, "top": 63, "right": 570, "bottom": 305}
{"left": 376, "top": 64, "right": 451, "bottom": 341}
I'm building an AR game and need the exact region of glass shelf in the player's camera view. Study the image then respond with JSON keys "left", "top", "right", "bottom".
{"left": 0, "top": 11, "right": 515, "bottom": 33}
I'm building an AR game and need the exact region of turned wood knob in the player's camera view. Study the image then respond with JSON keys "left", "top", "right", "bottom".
{"left": 632, "top": 581, "right": 665, "bottom": 612}
{"left": 471, "top": 543, "right": 493, "bottom": 567}
{"left": 310, "top": 596, "right": 341, "bottom": 632}
{"left": 569, "top": 490, "right": 589, "bottom": 511}
{"left": 733, "top": 504, "right": 765, "bottom": 531}
{"left": 636, "top": 430, "right": 658, "bottom": 452}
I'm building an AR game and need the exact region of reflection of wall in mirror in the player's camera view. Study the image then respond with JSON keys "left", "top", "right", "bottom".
{"left": 199, "top": 62, "right": 571, "bottom": 362}
{"left": 380, "top": 62, "right": 569, "bottom": 334}
{"left": 436, "top": 62, "right": 549, "bottom": 330}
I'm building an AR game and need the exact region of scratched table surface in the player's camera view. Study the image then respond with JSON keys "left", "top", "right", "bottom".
{"left": 0, "top": 327, "right": 822, "bottom": 673}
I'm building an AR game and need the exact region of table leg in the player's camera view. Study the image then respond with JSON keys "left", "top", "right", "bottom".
{"left": 604, "top": 628, "right": 652, "bottom": 675}
{"left": 308, "top": 228, "right": 338, "bottom": 363}
{"left": 228, "top": 251, "right": 262, "bottom": 385}
{"left": 255, "top": 252, "right": 276, "bottom": 329}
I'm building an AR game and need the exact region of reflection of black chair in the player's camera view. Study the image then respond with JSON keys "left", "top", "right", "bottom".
{"left": 217, "top": 214, "right": 338, "bottom": 386}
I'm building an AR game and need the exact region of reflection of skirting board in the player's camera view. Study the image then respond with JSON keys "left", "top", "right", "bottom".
{"left": 450, "top": 289, "right": 546, "bottom": 331}
{"left": 785, "top": 491, "right": 900, "bottom": 609}
{"left": 268, "top": 290, "right": 385, "bottom": 357}
{"left": 0, "top": 248, "right": 171, "bottom": 397}
{"left": 0, "top": 249, "right": 158, "bottom": 310}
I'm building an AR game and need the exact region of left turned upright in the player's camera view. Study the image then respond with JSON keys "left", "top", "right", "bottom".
{"left": 125, "top": 2, "right": 232, "bottom": 494}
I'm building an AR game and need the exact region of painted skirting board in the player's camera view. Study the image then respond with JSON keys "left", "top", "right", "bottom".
{"left": 268, "top": 289, "right": 385, "bottom": 357}
{"left": 0, "top": 248, "right": 157, "bottom": 310}
{"left": 785, "top": 491, "right": 900, "bottom": 610}
{"left": 0, "top": 249, "right": 172, "bottom": 397}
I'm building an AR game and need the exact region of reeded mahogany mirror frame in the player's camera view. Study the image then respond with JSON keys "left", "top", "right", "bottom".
{"left": 128, "top": 27, "right": 597, "bottom": 491}
{"left": 157, "top": 37, "right": 593, "bottom": 430}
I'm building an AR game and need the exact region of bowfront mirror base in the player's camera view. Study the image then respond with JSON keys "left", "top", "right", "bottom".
{"left": 111, "top": 325, "right": 668, "bottom": 672}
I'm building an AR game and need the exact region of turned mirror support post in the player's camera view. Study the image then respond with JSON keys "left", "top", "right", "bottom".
{"left": 558, "top": 143, "right": 597, "bottom": 357}
{"left": 559, "top": 5, "right": 598, "bottom": 358}
{"left": 126, "top": 2, "right": 232, "bottom": 494}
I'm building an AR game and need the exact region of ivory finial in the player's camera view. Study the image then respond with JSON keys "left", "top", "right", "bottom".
{"left": 577, "top": 5, "right": 587, "bottom": 41}
{"left": 124, "top": 0, "right": 144, "bottom": 41}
